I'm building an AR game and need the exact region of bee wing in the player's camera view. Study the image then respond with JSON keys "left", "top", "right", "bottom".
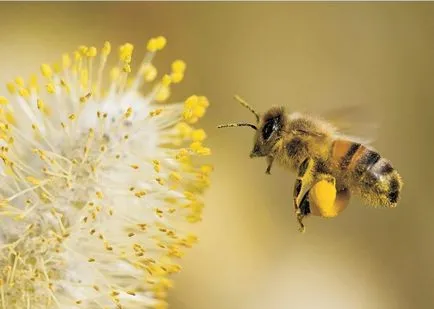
{"left": 320, "top": 104, "right": 379, "bottom": 145}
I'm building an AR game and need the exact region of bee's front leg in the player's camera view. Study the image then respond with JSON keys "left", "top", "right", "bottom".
{"left": 265, "top": 156, "right": 274, "bottom": 175}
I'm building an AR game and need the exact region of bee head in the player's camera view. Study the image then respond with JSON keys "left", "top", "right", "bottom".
{"left": 217, "top": 96, "right": 285, "bottom": 158}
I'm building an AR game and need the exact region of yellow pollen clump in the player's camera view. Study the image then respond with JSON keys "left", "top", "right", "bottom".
{"left": 170, "top": 60, "right": 186, "bottom": 84}
{"left": 161, "top": 74, "right": 172, "bottom": 87}
{"left": 14, "top": 77, "right": 25, "bottom": 87}
{"left": 102, "top": 41, "right": 111, "bottom": 56}
{"left": 309, "top": 180, "right": 338, "bottom": 218}
{"left": 6, "top": 82, "right": 16, "bottom": 94}
{"left": 147, "top": 36, "right": 167, "bottom": 52}
{"left": 119, "top": 43, "right": 134, "bottom": 63}
{"left": 40, "top": 64, "right": 53, "bottom": 78}
{"left": 171, "top": 60, "right": 186, "bottom": 73}
{"left": 87, "top": 46, "right": 97, "bottom": 57}
{"left": 46, "top": 83, "right": 56, "bottom": 94}
{"left": 0, "top": 96, "right": 8, "bottom": 105}
{"left": 175, "top": 122, "right": 193, "bottom": 138}
{"left": 183, "top": 95, "right": 209, "bottom": 123}
{"left": 191, "top": 129, "right": 207, "bottom": 142}
{"left": 189, "top": 141, "right": 211, "bottom": 156}
{"left": 155, "top": 85, "right": 170, "bottom": 102}
{"left": 143, "top": 64, "right": 157, "bottom": 82}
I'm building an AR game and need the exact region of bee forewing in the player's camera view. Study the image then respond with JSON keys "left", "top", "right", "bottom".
{"left": 319, "top": 104, "right": 379, "bottom": 145}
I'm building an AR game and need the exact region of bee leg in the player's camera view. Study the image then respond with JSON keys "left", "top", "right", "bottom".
{"left": 265, "top": 156, "right": 274, "bottom": 175}
{"left": 293, "top": 157, "right": 315, "bottom": 233}
{"left": 296, "top": 192, "right": 311, "bottom": 233}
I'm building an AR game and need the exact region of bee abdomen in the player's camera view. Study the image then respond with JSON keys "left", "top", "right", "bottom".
{"left": 360, "top": 156, "right": 402, "bottom": 205}
{"left": 332, "top": 140, "right": 403, "bottom": 207}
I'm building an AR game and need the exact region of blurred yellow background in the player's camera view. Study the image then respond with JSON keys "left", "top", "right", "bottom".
{"left": 1, "top": 2, "right": 434, "bottom": 309}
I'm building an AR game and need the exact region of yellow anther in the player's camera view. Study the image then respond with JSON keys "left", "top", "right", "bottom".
{"left": 175, "top": 148, "right": 189, "bottom": 161}
{"left": 169, "top": 172, "right": 182, "bottom": 182}
{"left": 46, "top": 83, "right": 56, "bottom": 94}
{"left": 161, "top": 74, "right": 172, "bottom": 87}
{"left": 156, "top": 177, "right": 165, "bottom": 186}
{"left": 18, "top": 88, "right": 30, "bottom": 98}
{"left": 26, "top": 176, "right": 41, "bottom": 185}
{"left": 68, "top": 114, "right": 76, "bottom": 121}
{"left": 183, "top": 191, "right": 196, "bottom": 201}
{"left": 155, "top": 85, "right": 170, "bottom": 102}
{"left": 6, "top": 83, "right": 16, "bottom": 94}
{"left": 119, "top": 43, "right": 134, "bottom": 63}
{"left": 96, "top": 191, "right": 103, "bottom": 199}
{"left": 171, "top": 60, "right": 186, "bottom": 73}
{"left": 125, "top": 107, "right": 133, "bottom": 118}
{"left": 198, "top": 95, "right": 210, "bottom": 108}
{"left": 79, "top": 92, "right": 92, "bottom": 103}
{"left": 102, "top": 41, "right": 111, "bottom": 56}
{"left": 193, "top": 104, "right": 206, "bottom": 118}
{"left": 171, "top": 72, "right": 184, "bottom": 84}
{"left": 175, "top": 122, "right": 192, "bottom": 138}
{"left": 14, "top": 77, "right": 24, "bottom": 87}
{"left": 4, "top": 112, "right": 14, "bottom": 125}
{"left": 40, "top": 64, "right": 53, "bottom": 78}
{"left": 87, "top": 46, "right": 97, "bottom": 57}
{"left": 155, "top": 36, "right": 167, "bottom": 50}
{"left": 143, "top": 64, "right": 157, "bottom": 82}
{"left": 0, "top": 97, "right": 8, "bottom": 105}
{"left": 190, "top": 141, "right": 211, "bottom": 156}
{"left": 79, "top": 45, "right": 88, "bottom": 55}
{"left": 74, "top": 51, "right": 81, "bottom": 61}
{"left": 146, "top": 38, "right": 158, "bottom": 52}
{"left": 88, "top": 258, "right": 95, "bottom": 263}
{"left": 62, "top": 53, "right": 71, "bottom": 69}
{"left": 152, "top": 160, "right": 161, "bottom": 172}
{"left": 149, "top": 108, "right": 163, "bottom": 117}
{"left": 29, "top": 75, "right": 39, "bottom": 90}
{"left": 52, "top": 62, "right": 61, "bottom": 73}
{"left": 191, "top": 129, "right": 207, "bottom": 141}
{"left": 130, "top": 164, "right": 139, "bottom": 170}
{"left": 104, "top": 242, "right": 113, "bottom": 251}
{"left": 200, "top": 164, "right": 214, "bottom": 175}
{"left": 134, "top": 191, "right": 146, "bottom": 198}
{"left": 128, "top": 232, "right": 135, "bottom": 237}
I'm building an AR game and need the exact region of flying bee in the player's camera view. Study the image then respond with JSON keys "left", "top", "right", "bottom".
{"left": 218, "top": 96, "right": 403, "bottom": 232}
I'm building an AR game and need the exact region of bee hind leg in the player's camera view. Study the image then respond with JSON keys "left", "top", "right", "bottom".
{"left": 293, "top": 158, "right": 343, "bottom": 232}
{"left": 293, "top": 157, "right": 316, "bottom": 233}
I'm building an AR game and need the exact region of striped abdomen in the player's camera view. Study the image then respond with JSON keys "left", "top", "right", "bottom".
{"left": 331, "top": 139, "right": 402, "bottom": 207}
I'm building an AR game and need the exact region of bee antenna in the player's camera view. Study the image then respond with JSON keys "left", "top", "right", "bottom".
{"left": 234, "top": 95, "right": 260, "bottom": 124}
{"left": 217, "top": 123, "right": 258, "bottom": 130}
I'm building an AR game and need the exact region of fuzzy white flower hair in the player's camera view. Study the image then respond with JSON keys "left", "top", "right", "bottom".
{"left": 0, "top": 36, "right": 211, "bottom": 309}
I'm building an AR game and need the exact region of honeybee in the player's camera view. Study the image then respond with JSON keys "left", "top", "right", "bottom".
{"left": 218, "top": 96, "right": 403, "bottom": 232}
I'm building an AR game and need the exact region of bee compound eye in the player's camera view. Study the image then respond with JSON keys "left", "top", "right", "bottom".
{"left": 262, "top": 120, "right": 274, "bottom": 140}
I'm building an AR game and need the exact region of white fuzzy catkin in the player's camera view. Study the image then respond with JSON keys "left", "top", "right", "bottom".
{"left": 0, "top": 37, "right": 211, "bottom": 309}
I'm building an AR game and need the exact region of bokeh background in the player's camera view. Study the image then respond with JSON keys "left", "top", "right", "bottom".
{"left": 1, "top": 2, "right": 434, "bottom": 308}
